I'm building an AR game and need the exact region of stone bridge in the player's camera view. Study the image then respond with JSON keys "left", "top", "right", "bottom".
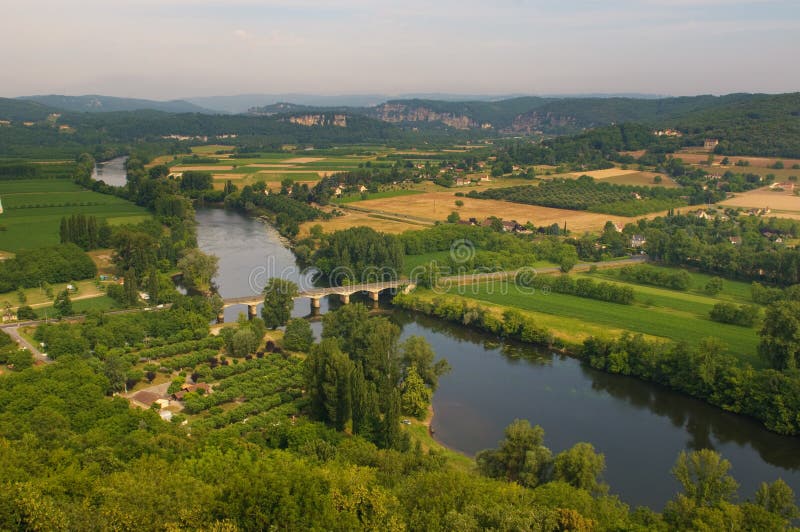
{"left": 219, "top": 280, "right": 415, "bottom": 322}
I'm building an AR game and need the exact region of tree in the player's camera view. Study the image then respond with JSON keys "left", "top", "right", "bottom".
{"left": 123, "top": 267, "right": 139, "bottom": 306}
{"left": 758, "top": 300, "right": 800, "bottom": 369}
{"left": 671, "top": 450, "right": 738, "bottom": 507}
{"left": 455, "top": 199, "right": 464, "bottom": 208}
{"left": 16, "top": 305, "right": 37, "bottom": 321}
{"left": 476, "top": 419, "right": 553, "bottom": 488}
{"left": 559, "top": 247, "right": 579, "bottom": 273}
{"left": 704, "top": 276, "right": 723, "bottom": 296}
{"left": 104, "top": 354, "right": 131, "bottom": 393}
{"left": 177, "top": 249, "right": 219, "bottom": 294}
{"left": 552, "top": 442, "right": 607, "bottom": 495}
{"left": 446, "top": 211, "right": 460, "bottom": 224}
{"left": 304, "top": 338, "right": 354, "bottom": 431}
{"left": 400, "top": 365, "right": 431, "bottom": 418}
{"left": 16, "top": 287, "right": 26, "bottom": 304}
{"left": 380, "top": 387, "right": 406, "bottom": 450}
{"left": 283, "top": 318, "right": 314, "bottom": 351}
{"left": 53, "top": 290, "right": 73, "bottom": 317}
{"left": 754, "top": 479, "right": 799, "bottom": 523}
{"left": 231, "top": 327, "right": 259, "bottom": 357}
{"left": 261, "top": 278, "right": 298, "bottom": 329}
{"left": 399, "top": 336, "right": 450, "bottom": 391}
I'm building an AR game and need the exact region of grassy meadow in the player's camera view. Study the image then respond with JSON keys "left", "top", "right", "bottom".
{"left": 0, "top": 179, "right": 149, "bottom": 252}
{"left": 435, "top": 266, "right": 764, "bottom": 366}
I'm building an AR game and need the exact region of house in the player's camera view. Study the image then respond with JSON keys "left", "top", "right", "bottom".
{"left": 358, "top": 185, "right": 368, "bottom": 193}
{"left": 704, "top": 138, "right": 719, "bottom": 150}
{"left": 131, "top": 390, "right": 161, "bottom": 408}
{"left": 746, "top": 207, "right": 770, "bottom": 216}
{"left": 630, "top": 235, "right": 647, "bottom": 248}
{"left": 693, "top": 210, "right": 711, "bottom": 220}
{"left": 454, "top": 177, "right": 468, "bottom": 186}
{"left": 155, "top": 399, "right": 171, "bottom": 409}
{"left": 333, "top": 186, "right": 343, "bottom": 197}
{"left": 480, "top": 175, "right": 491, "bottom": 182}
{"left": 612, "top": 222, "right": 624, "bottom": 233}
{"left": 729, "top": 236, "right": 742, "bottom": 245}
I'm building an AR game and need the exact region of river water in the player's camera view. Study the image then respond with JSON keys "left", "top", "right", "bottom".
{"left": 195, "top": 207, "right": 800, "bottom": 509}
{"left": 91, "top": 156, "right": 128, "bottom": 187}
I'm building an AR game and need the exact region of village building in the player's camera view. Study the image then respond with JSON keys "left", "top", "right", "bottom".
{"left": 630, "top": 234, "right": 647, "bottom": 248}
{"left": 704, "top": 138, "right": 719, "bottom": 150}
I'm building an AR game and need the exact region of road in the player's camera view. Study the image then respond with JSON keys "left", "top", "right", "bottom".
{"left": 3, "top": 325, "right": 50, "bottom": 364}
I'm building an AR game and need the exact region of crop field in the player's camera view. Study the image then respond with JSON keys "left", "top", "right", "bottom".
{"left": 675, "top": 151, "right": 800, "bottom": 169}
{"left": 350, "top": 191, "right": 635, "bottom": 232}
{"left": 440, "top": 265, "right": 765, "bottom": 365}
{"left": 121, "top": 333, "right": 306, "bottom": 436}
{"left": 600, "top": 171, "right": 678, "bottom": 188}
{"left": 163, "top": 147, "right": 387, "bottom": 189}
{"left": 568, "top": 168, "right": 641, "bottom": 180}
{"left": 298, "top": 208, "right": 430, "bottom": 237}
{"left": 0, "top": 179, "right": 150, "bottom": 251}
{"left": 336, "top": 189, "right": 424, "bottom": 203}
{"left": 720, "top": 185, "right": 800, "bottom": 213}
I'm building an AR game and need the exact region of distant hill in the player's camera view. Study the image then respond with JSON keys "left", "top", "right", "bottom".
{"left": 186, "top": 94, "right": 391, "bottom": 114}
{"left": 19, "top": 95, "right": 215, "bottom": 114}
{"left": 186, "top": 93, "right": 535, "bottom": 114}
{"left": 0, "top": 98, "right": 59, "bottom": 121}
{"left": 245, "top": 93, "right": 799, "bottom": 136}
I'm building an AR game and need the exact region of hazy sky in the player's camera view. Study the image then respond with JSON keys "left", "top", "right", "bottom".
{"left": 2, "top": 0, "right": 798, "bottom": 99}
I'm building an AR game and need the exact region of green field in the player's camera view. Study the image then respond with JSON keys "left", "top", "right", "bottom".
{"left": 0, "top": 179, "right": 150, "bottom": 251}
{"left": 447, "top": 274, "right": 763, "bottom": 365}
{"left": 590, "top": 264, "right": 755, "bottom": 302}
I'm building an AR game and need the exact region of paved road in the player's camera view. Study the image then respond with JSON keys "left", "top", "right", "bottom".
{"left": 3, "top": 325, "right": 50, "bottom": 364}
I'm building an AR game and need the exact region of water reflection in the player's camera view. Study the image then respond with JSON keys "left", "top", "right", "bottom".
{"left": 394, "top": 309, "right": 800, "bottom": 509}
{"left": 195, "top": 206, "right": 800, "bottom": 509}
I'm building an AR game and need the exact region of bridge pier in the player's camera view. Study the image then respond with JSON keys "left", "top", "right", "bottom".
{"left": 310, "top": 297, "right": 320, "bottom": 314}
{"left": 368, "top": 291, "right": 380, "bottom": 302}
{"left": 247, "top": 304, "right": 258, "bottom": 320}
{"left": 216, "top": 312, "right": 225, "bottom": 324}
{"left": 339, "top": 293, "right": 350, "bottom": 305}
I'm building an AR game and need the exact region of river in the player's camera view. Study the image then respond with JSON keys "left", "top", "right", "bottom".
{"left": 195, "top": 207, "right": 800, "bottom": 509}
{"left": 91, "top": 156, "right": 128, "bottom": 187}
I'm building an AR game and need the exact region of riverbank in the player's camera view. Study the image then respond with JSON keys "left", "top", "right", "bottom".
{"left": 404, "top": 405, "right": 474, "bottom": 471}
{"left": 394, "top": 289, "right": 800, "bottom": 438}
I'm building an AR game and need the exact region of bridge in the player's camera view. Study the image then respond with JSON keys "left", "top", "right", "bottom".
{"left": 219, "top": 280, "right": 415, "bottom": 322}
{"left": 218, "top": 256, "right": 647, "bottom": 322}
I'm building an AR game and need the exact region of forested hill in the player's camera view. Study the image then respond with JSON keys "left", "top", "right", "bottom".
{"left": 19, "top": 94, "right": 215, "bottom": 114}
{"left": 0, "top": 100, "right": 421, "bottom": 158}
{"left": 247, "top": 93, "right": 800, "bottom": 138}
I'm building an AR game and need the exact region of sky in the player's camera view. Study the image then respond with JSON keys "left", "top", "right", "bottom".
{"left": 1, "top": 0, "right": 798, "bottom": 100}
